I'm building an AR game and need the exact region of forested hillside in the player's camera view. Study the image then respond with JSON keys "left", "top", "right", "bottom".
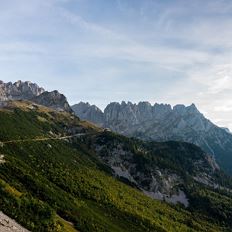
{"left": 0, "top": 101, "right": 231, "bottom": 231}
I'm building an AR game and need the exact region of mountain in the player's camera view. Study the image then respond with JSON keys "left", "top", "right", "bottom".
{"left": 1, "top": 100, "right": 232, "bottom": 231}
{"left": 33, "top": 90, "right": 73, "bottom": 113}
{"left": 0, "top": 80, "right": 45, "bottom": 100}
{"left": 0, "top": 80, "right": 72, "bottom": 112}
{"left": 72, "top": 101, "right": 232, "bottom": 175}
{"left": 72, "top": 102, "right": 104, "bottom": 125}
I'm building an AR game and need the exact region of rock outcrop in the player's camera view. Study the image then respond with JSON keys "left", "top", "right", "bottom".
{"left": 0, "top": 81, "right": 72, "bottom": 112}
{"left": 90, "top": 133, "right": 223, "bottom": 207}
{"left": 0, "top": 212, "right": 29, "bottom": 232}
{"left": 72, "top": 102, "right": 104, "bottom": 126}
{"left": 0, "top": 80, "right": 44, "bottom": 101}
{"left": 33, "top": 90, "right": 72, "bottom": 113}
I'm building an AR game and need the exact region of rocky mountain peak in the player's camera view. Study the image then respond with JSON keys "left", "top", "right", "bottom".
{"left": 173, "top": 103, "right": 200, "bottom": 115}
{"left": 73, "top": 101, "right": 204, "bottom": 127}
{"left": 72, "top": 100, "right": 232, "bottom": 175}
{"left": 33, "top": 90, "right": 73, "bottom": 113}
{"left": 186, "top": 103, "right": 200, "bottom": 114}
{"left": 0, "top": 80, "right": 45, "bottom": 101}
{"left": 0, "top": 80, "right": 71, "bottom": 113}
{"left": 72, "top": 102, "right": 104, "bottom": 125}
{"left": 13, "top": 80, "right": 45, "bottom": 96}
{"left": 78, "top": 101, "right": 91, "bottom": 108}
{"left": 173, "top": 104, "right": 186, "bottom": 113}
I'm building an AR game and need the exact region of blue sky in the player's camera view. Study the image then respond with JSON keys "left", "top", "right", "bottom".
{"left": 1, "top": 0, "right": 232, "bottom": 129}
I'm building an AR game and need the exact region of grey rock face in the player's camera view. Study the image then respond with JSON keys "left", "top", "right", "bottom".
{"left": 0, "top": 81, "right": 72, "bottom": 112}
{"left": 72, "top": 102, "right": 104, "bottom": 126}
{"left": 72, "top": 101, "right": 232, "bottom": 175}
{"left": 0, "top": 80, "right": 44, "bottom": 101}
{"left": 0, "top": 211, "right": 29, "bottom": 232}
{"left": 92, "top": 134, "right": 223, "bottom": 207}
{"left": 33, "top": 90, "right": 72, "bottom": 113}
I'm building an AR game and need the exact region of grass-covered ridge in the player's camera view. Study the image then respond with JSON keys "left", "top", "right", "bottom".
{"left": 0, "top": 101, "right": 231, "bottom": 231}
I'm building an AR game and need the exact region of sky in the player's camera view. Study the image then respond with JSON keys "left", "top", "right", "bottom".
{"left": 0, "top": 0, "right": 232, "bottom": 129}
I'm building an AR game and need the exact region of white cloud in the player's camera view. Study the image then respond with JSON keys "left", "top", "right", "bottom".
{"left": 209, "top": 75, "right": 232, "bottom": 94}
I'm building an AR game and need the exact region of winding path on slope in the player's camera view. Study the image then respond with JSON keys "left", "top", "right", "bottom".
{"left": 0, "top": 133, "right": 87, "bottom": 145}
{"left": 0, "top": 134, "right": 86, "bottom": 231}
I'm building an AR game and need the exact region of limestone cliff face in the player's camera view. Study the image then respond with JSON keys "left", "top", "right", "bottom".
{"left": 0, "top": 80, "right": 44, "bottom": 101}
{"left": 33, "top": 90, "right": 72, "bottom": 113}
{"left": 89, "top": 133, "right": 222, "bottom": 207}
{"left": 0, "top": 211, "right": 30, "bottom": 232}
{"left": 0, "top": 81, "right": 72, "bottom": 112}
{"left": 72, "top": 102, "right": 104, "bottom": 126}
{"left": 72, "top": 101, "right": 232, "bottom": 175}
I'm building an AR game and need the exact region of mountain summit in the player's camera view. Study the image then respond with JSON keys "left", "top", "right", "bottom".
{"left": 0, "top": 80, "right": 45, "bottom": 100}
{"left": 72, "top": 101, "right": 232, "bottom": 175}
{"left": 0, "top": 80, "right": 72, "bottom": 112}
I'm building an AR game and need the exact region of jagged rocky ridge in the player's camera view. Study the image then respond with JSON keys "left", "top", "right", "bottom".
{"left": 72, "top": 102, "right": 104, "bottom": 126}
{"left": 0, "top": 80, "right": 72, "bottom": 112}
{"left": 72, "top": 101, "right": 232, "bottom": 175}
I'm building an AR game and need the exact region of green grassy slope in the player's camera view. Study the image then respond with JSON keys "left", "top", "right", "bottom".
{"left": 0, "top": 101, "right": 230, "bottom": 231}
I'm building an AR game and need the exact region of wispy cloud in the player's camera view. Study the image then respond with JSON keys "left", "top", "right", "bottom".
{"left": 0, "top": 0, "right": 232, "bottom": 129}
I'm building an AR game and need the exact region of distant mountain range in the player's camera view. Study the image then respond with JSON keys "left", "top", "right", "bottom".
{"left": 0, "top": 80, "right": 72, "bottom": 112}
{"left": 1, "top": 81, "right": 232, "bottom": 175}
{"left": 72, "top": 101, "right": 232, "bottom": 175}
